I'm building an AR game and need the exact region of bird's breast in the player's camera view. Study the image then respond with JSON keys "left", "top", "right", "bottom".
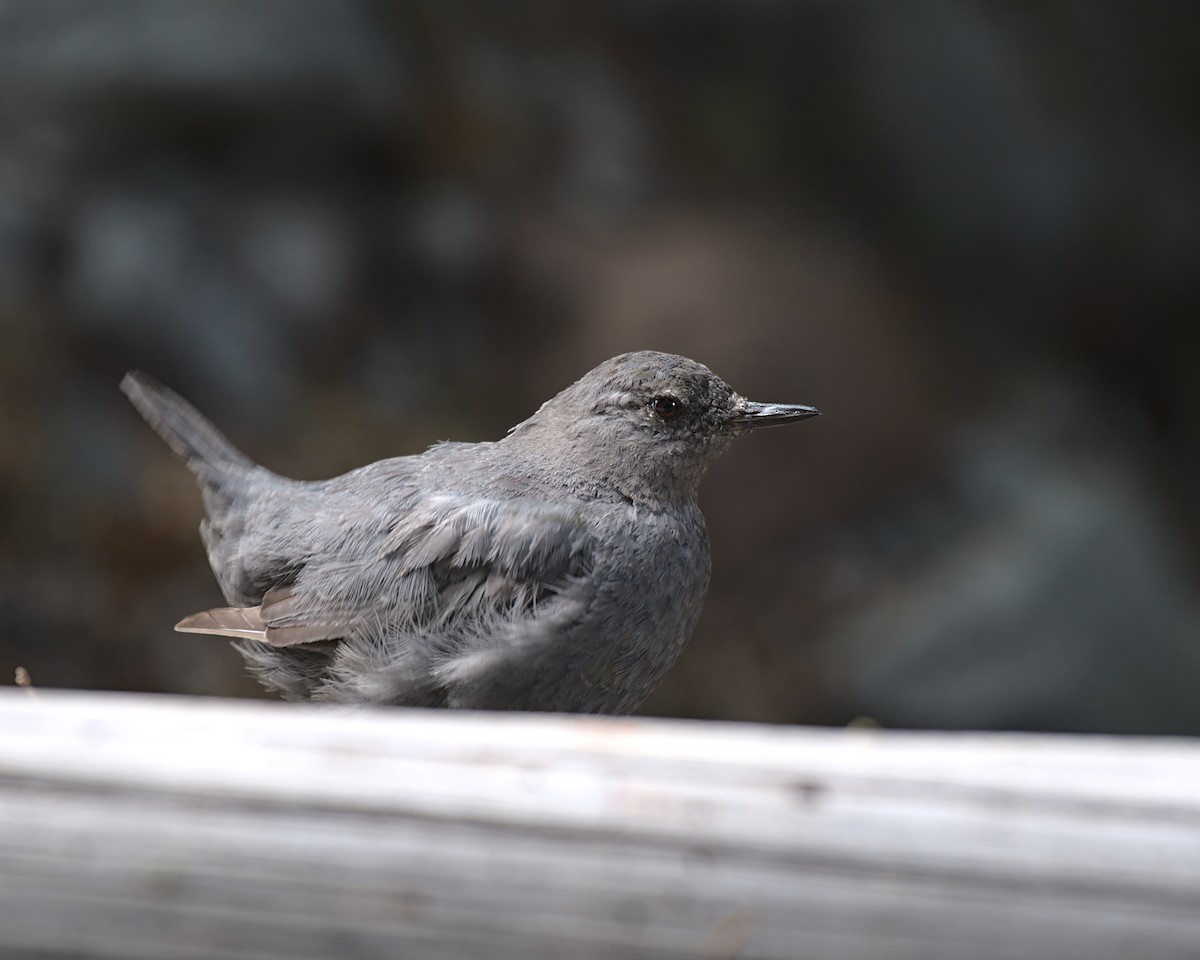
{"left": 580, "top": 503, "right": 711, "bottom": 692}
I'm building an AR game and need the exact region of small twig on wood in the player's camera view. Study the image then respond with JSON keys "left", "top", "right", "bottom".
{"left": 14, "top": 666, "right": 38, "bottom": 700}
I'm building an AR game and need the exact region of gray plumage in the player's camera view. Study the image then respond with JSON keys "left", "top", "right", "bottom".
{"left": 121, "top": 351, "right": 818, "bottom": 714}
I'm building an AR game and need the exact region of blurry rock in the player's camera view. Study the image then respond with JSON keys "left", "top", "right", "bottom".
{"left": 65, "top": 180, "right": 297, "bottom": 408}
{"left": 535, "top": 57, "right": 650, "bottom": 224}
{"left": 1, "top": 0, "right": 409, "bottom": 411}
{"left": 236, "top": 198, "right": 357, "bottom": 322}
{"left": 401, "top": 182, "right": 495, "bottom": 283}
{"left": 0, "top": 0, "right": 402, "bottom": 116}
{"left": 846, "top": 2, "right": 1089, "bottom": 301}
{"left": 825, "top": 377, "right": 1200, "bottom": 735}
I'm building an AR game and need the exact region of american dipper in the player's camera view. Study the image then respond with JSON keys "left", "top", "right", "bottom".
{"left": 122, "top": 352, "right": 818, "bottom": 713}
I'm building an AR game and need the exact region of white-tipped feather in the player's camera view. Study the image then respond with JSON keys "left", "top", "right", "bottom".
{"left": 175, "top": 607, "right": 268, "bottom": 641}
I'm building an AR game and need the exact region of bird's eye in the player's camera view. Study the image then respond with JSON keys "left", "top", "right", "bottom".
{"left": 651, "top": 396, "right": 682, "bottom": 420}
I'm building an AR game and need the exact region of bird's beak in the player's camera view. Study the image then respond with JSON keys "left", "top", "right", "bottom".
{"left": 732, "top": 399, "right": 821, "bottom": 429}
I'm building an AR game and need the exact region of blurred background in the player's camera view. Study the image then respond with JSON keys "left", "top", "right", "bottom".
{"left": 1, "top": 1, "right": 1197, "bottom": 734}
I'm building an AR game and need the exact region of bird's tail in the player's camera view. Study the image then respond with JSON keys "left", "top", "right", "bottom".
{"left": 121, "top": 371, "right": 255, "bottom": 480}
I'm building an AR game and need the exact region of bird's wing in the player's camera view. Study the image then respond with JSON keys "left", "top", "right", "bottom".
{"left": 177, "top": 495, "right": 595, "bottom": 649}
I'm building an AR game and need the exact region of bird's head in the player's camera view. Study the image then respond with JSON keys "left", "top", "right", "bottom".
{"left": 509, "top": 351, "right": 819, "bottom": 505}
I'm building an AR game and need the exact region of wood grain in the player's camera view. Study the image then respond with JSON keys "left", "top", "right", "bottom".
{"left": 1, "top": 689, "right": 1198, "bottom": 959}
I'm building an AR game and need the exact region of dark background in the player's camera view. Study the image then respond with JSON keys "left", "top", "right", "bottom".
{"left": 1, "top": 1, "right": 1197, "bottom": 733}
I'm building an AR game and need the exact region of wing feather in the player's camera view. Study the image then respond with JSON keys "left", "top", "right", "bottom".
{"left": 175, "top": 607, "right": 267, "bottom": 641}
{"left": 175, "top": 496, "right": 594, "bottom": 651}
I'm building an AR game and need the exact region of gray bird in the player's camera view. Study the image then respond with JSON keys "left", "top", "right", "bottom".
{"left": 122, "top": 351, "right": 818, "bottom": 713}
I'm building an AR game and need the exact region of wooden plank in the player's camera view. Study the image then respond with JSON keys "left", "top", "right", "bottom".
{"left": 0, "top": 689, "right": 1198, "bottom": 959}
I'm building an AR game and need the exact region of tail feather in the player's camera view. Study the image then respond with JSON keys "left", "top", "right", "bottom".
{"left": 121, "top": 371, "right": 254, "bottom": 477}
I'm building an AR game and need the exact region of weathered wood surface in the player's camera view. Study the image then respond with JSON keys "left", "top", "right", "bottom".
{"left": 0, "top": 689, "right": 1198, "bottom": 960}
